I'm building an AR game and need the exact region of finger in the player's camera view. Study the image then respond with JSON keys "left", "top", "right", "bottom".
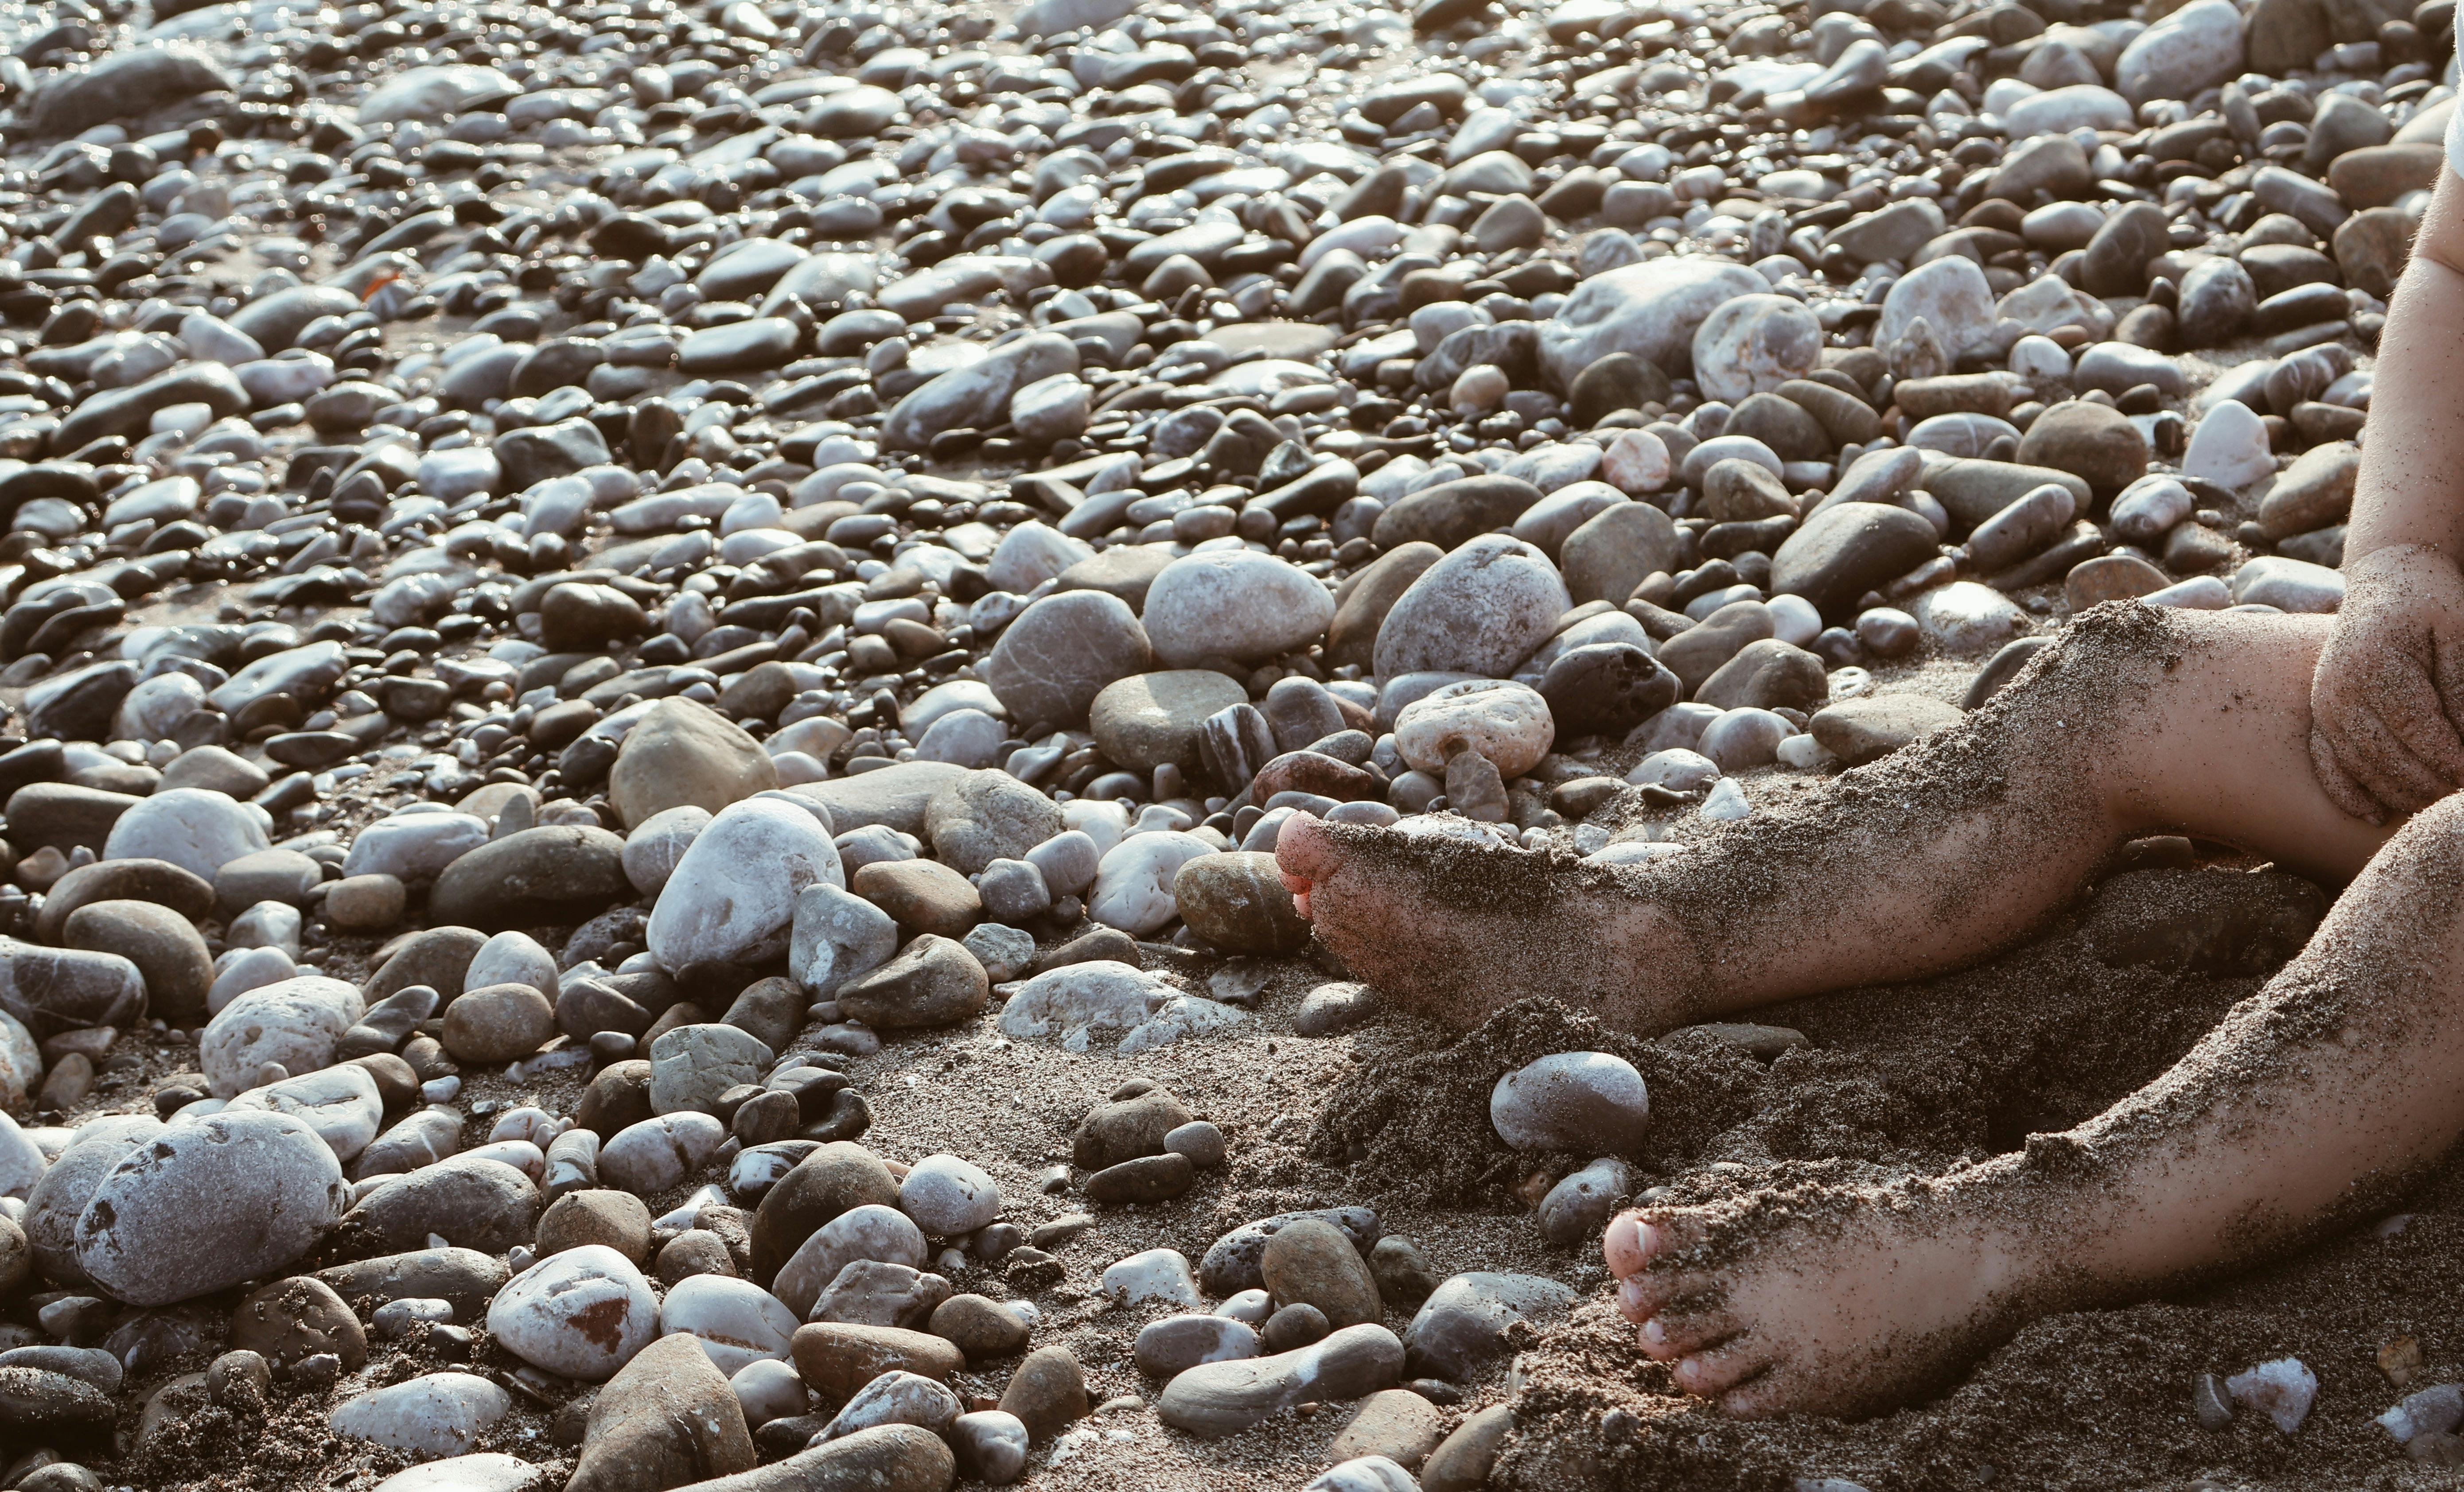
{"left": 2364, "top": 700, "right": 2458, "bottom": 805}
{"left": 2337, "top": 701, "right": 2453, "bottom": 813}
{"left": 2367, "top": 653, "right": 2464, "bottom": 784}
{"left": 2432, "top": 624, "right": 2464, "bottom": 747}
{"left": 2310, "top": 727, "right": 2387, "bottom": 825}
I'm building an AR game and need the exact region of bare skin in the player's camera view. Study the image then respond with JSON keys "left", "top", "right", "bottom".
{"left": 1267, "top": 164, "right": 2464, "bottom": 1422}
{"left": 1278, "top": 607, "right": 2450, "bottom": 1416}
{"left": 2312, "top": 165, "right": 2464, "bottom": 817}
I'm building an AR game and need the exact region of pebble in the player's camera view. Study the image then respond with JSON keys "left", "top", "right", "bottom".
{"left": 78, "top": 1110, "right": 346, "bottom": 1306}
{"left": 0, "top": 0, "right": 2402, "bottom": 1480}
{"left": 1262, "top": 1218, "right": 1384, "bottom": 1330}
{"left": 1490, "top": 1052, "right": 1651, "bottom": 1153}
{"left": 660, "top": 1274, "right": 800, "bottom": 1375}
{"left": 1403, "top": 1273, "right": 1579, "bottom": 1380}
{"left": 647, "top": 799, "right": 844, "bottom": 972}
{"left": 485, "top": 1244, "right": 660, "bottom": 1382}
{"left": 773, "top": 1204, "right": 929, "bottom": 1320}
{"left": 1135, "top": 1314, "right": 1261, "bottom": 1379}
{"left": 329, "top": 1374, "right": 511, "bottom": 1457}
{"left": 1156, "top": 1324, "right": 1405, "bottom": 1439}
{"left": 1102, "top": 1248, "right": 1205, "bottom": 1309}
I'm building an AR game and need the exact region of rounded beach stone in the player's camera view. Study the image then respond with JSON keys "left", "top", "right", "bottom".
{"left": 1690, "top": 294, "right": 1821, "bottom": 403}
{"left": 649, "top": 1023, "right": 776, "bottom": 1117}
{"left": 76, "top": 1110, "right": 348, "bottom": 1306}
{"left": 199, "top": 975, "right": 365, "bottom": 1098}
{"left": 1260, "top": 1219, "right": 1382, "bottom": 1331}
{"left": 441, "top": 983, "right": 556, "bottom": 1065}
{"left": 998, "top": 1345, "right": 1090, "bottom": 1439}
{"left": 1175, "top": 852, "right": 1311, "bottom": 954}
{"left": 1089, "top": 672, "right": 1249, "bottom": 774}
{"left": 1393, "top": 680, "right": 1554, "bottom": 777}
{"left": 984, "top": 591, "right": 1153, "bottom": 727}
{"left": 1489, "top": 1052, "right": 1651, "bottom": 1153}
{"left": 659, "top": 1274, "right": 799, "bottom": 1375}
{"left": 1143, "top": 552, "right": 1336, "bottom": 667}
{"left": 101, "top": 788, "right": 270, "bottom": 882}
{"left": 329, "top": 1373, "right": 513, "bottom": 1457}
{"left": 924, "top": 771, "right": 1063, "bottom": 876}
{"left": 486, "top": 1244, "right": 660, "bottom": 1380}
{"left": 231, "top": 1276, "right": 367, "bottom": 1369}
{"left": 646, "top": 799, "right": 843, "bottom": 971}
{"left": 751, "top": 1142, "right": 902, "bottom": 1283}
{"left": 1374, "top": 536, "right": 1572, "bottom": 682}
{"left": 833, "top": 933, "right": 990, "bottom": 1029}
{"left": 2014, "top": 400, "right": 2151, "bottom": 493}
{"left": 899, "top": 1155, "right": 1001, "bottom": 1237}
{"left": 930, "top": 1294, "right": 1032, "bottom": 1362}
{"left": 536, "top": 1189, "right": 654, "bottom": 1261}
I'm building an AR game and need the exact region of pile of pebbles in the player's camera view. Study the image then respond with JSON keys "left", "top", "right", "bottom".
{"left": 0, "top": 0, "right": 2420, "bottom": 1478}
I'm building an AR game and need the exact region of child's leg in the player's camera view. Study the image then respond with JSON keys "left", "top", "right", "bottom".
{"left": 1609, "top": 789, "right": 2464, "bottom": 1417}
{"left": 1278, "top": 605, "right": 2396, "bottom": 1035}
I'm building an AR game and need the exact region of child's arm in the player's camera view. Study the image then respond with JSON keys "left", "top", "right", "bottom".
{"left": 2309, "top": 156, "right": 2464, "bottom": 820}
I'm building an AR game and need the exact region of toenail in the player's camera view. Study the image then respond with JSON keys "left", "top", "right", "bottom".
{"left": 1642, "top": 1318, "right": 1666, "bottom": 1345}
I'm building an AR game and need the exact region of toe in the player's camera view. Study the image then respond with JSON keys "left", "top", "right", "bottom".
{"left": 1604, "top": 1212, "right": 1646, "bottom": 1274}
{"left": 1617, "top": 1269, "right": 1720, "bottom": 1322}
{"left": 1274, "top": 812, "right": 1340, "bottom": 886}
{"left": 1639, "top": 1308, "right": 1741, "bottom": 1360}
{"left": 1674, "top": 1338, "right": 1775, "bottom": 1399}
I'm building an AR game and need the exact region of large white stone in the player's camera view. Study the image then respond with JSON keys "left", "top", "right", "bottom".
{"left": 788, "top": 883, "right": 899, "bottom": 997}
{"left": 358, "top": 64, "right": 518, "bottom": 125}
{"left": 1088, "top": 831, "right": 1217, "bottom": 936}
{"left": 2115, "top": 0, "right": 2243, "bottom": 108}
{"left": 343, "top": 812, "right": 491, "bottom": 881}
{"left": 996, "top": 959, "right": 1246, "bottom": 1055}
{"left": 102, "top": 788, "right": 268, "bottom": 880}
{"left": 486, "top": 1244, "right": 659, "bottom": 1380}
{"left": 330, "top": 1373, "right": 512, "bottom": 1457}
{"left": 2231, "top": 556, "right": 2345, "bottom": 613}
{"left": 2183, "top": 400, "right": 2275, "bottom": 491}
{"left": 226, "top": 1063, "right": 384, "bottom": 1162}
{"left": 986, "top": 521, "right": 1091, "bottom": 594}
{"left": 1393, "top": 680, "right": 1555, "bottom": 777}
{"left": 1689, "top": 294, "right": 1821, "bottom": 404}
{"left": 598, "top": 1112, "right": 728, "bottom": 1194}
{"left": 372, "top": 1455, "right": 541, "bottom": 1492}
{"left": 199, "top": 975, "right": 366, "bottom": 1097}
{"left": 1878, "top": 257, "right": 1997, "bottom": 359}
{"left": 1143, "top": 552, "right": 1336, "bottom": 668}
{"left": 75, "top": 1109, "right": 346, "bottom": 1306}
{"left": 1913, "top": 581, "right": 2030, "bottom": 654}
{"left": 898, "top": 1154, "right": 1000, "bottom": 1237}
{"left": 646, "top": 798, "right": 844, "bottom": 971}
{"left": 1538, "top": 258, "right": 1766, "bottom": 388}
{"left": 659, "top": 1274, "right": 799, "bottom": 1375}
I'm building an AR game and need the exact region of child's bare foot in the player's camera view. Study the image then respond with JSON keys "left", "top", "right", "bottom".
{"left": 1273, "top": 813, "right": 1705, "bottom": 1033}
{"left": 1602, "top": 1171, "right": 2042, "bottom": 1418}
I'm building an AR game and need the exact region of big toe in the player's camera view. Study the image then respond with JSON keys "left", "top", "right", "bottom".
{"left": 1275, "top": 812, "right": 1343, "bottom": 886}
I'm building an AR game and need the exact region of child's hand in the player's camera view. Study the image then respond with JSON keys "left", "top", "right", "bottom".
{"left": 2310, "top": 544, "right": 2464, "bottom": 821}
